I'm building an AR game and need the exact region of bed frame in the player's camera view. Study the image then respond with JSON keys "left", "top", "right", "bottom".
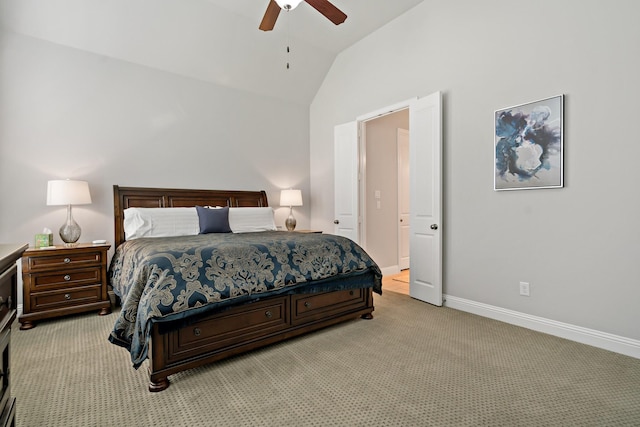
{"left": 113, "top": 185, "right": 375, "bottom": 392}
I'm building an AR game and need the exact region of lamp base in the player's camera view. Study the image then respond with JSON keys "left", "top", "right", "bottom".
{"left": 60, "top": 205, "right": 82, "bottom": 246}
{"left": 285, "top": 208, "right": 297, "bottom": 231}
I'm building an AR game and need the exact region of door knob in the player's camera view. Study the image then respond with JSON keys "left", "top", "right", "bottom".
{"left": 334, "top": 220, "right": 339, "bottom": 224}
{"left": 430, "top": 224, "right": 438, "bottom": 230}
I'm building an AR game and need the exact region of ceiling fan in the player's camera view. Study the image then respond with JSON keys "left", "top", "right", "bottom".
{"left": 259, "top": 0, "right": 347, "bottom": 31}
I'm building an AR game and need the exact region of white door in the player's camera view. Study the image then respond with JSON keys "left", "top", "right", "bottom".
{"left": 397, "top": 128, "right": 410, "bottom": 270}
{"left": 409, "top": 92, "right": 443, "bottom": 306}
{"left": 333, "top": 121, "right": 360, "bottom": 243}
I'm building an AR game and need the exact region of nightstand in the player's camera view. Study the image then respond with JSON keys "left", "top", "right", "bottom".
{"left": 19, "top": 243, "right": 111, "bottom": 330}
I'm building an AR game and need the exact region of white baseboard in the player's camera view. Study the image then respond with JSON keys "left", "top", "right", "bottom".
{"left": 444, "top": 295, "right": 640, "bottom": 360}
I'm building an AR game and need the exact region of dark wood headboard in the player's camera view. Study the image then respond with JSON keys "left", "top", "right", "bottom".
{"left": 113, "top": 185, "right": 269, "bottom": 247}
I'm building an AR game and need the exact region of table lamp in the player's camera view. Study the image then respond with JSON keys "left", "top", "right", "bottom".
{"left": 280, "top": 189, "right": 303, "bottom": 231}
{"left": 47, "top": 179, "right": 92, "bottom": 246}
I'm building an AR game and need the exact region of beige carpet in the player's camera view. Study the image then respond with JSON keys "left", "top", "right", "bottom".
{"left": 12, "top": 291, "right": 640, "bottom": 426}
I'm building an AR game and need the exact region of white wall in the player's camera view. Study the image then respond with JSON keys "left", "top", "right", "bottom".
{"left": 310, "top": 0, "right": 640, "bottom": 344}
{"left": 0, "top": 31, "right": 311, "bottom": 255}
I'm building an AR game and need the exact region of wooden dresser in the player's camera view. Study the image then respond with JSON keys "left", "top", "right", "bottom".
{"left": 0, "top": 243, "right": 28, "bottom": 427}
{"left": 19, "top": 243, "right": 111, "bottom": 330}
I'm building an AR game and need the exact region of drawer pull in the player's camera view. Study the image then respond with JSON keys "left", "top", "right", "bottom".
{"left": 64, "top": 294, "right": 71, "bottom": 300}
{"left": 64, "top": 257, "right": 71, "bottom": 264}
{"left": 265, "top": 310, "right": 273, "bottom": 318}
{"left": 193, "top": 327, "right": 201, "bottom": 337}
{"left": 349, "top": 290, "right": 354, "bottom": 296}
{"left": 304, "top": 301, "right": 311, "bottom": 308}
{"left": 64, "top": 274, "right": 71, "bottom": 281}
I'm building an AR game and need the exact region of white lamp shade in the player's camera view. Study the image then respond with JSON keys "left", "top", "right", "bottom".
{"left": 275, "top": 0, "right": 304, "bottom": 9}
{"left": 280, "top": 189, "right": 303, "bottom": 207}
{"left": 47, "top": 180, "right": 92, "bottom": 206}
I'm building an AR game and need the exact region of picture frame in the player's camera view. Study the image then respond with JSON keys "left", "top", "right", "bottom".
{"left": 494, "top": 94, "right": 564, "bottom": 191}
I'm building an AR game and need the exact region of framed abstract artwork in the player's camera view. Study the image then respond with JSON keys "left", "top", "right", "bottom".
{"left": 494, "top": 94, "right": 564, "bottom": 191}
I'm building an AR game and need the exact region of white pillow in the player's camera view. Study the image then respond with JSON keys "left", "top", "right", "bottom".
{"left": 123, "top": 207, "right": 199, "bottom": 240}
{"left": 228, "top": 207, "right": 277, "bottom": 233}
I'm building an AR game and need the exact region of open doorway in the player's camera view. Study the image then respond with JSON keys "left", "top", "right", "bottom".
{"left": 362, "top": 110, "right": 409, "bottom": 270}
{"left": 362, "top": 110, "right": 410, "bottom": 294}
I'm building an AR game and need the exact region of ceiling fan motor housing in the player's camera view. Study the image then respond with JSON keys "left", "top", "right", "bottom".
{"left": 275, "top": 0, "right": 303, "bottom": 10}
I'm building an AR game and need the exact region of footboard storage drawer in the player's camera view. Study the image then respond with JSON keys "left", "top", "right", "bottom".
{"left": 291, "top": 288, "right": 369, "bottom": 325}
{"left": 148, "top": 288, "right": 374, "bottom": 392}
{"left": 163, "top": 296, "right": 290, "bottom": 365}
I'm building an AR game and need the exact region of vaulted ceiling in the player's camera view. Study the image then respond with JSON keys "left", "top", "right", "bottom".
{"left": 0, "top": 0, "right": 424, "bottom": 105}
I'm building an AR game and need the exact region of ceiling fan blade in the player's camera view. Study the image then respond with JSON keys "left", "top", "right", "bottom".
{"left": 304, "top": 0, "right": 347, "bottom": 25}
{"left": 259, "top": 0, "right": 281, "bottom": 31}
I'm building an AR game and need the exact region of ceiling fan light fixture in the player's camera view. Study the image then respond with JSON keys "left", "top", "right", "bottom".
{"left": 275, "top": 0, "right": 303, "bottom": 10}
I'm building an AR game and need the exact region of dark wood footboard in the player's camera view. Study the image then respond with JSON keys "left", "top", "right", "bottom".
{"left": 148, "top": 287, "right": 374, "bottom": 392}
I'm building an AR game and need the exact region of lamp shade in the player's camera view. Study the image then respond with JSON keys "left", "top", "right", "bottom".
{"left": 275, "top": 0, "right": 303, "bottom": 10}
{"left": 280, "top": 189, "right": 303, "bottom": 207}
{"left": 47, "top": 180, "right": 92, "bottom": 206}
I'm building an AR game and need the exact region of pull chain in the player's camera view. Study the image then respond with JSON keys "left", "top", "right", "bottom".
{"left": 285, "top": 7, "right": 291, "bottom": 70}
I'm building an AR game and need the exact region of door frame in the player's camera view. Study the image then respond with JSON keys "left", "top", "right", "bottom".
{"left": 397, "top": 127, "right": 410, "bottom": 270}
{"left": 335, "top": 94, "right": 442, "bottom": 306}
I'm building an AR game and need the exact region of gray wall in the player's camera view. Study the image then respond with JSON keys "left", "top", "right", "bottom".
{"left": 310, "top": 0, "right": 640, "bottom": 342}
{"left": 0, "top": 31, "right": 311, "bottom": 256}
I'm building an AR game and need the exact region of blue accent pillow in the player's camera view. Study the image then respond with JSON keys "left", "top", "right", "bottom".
{"left": 196, "top": 206, "right": 232, "bottom": 234}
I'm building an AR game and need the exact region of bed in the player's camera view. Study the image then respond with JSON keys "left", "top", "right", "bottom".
{"left": 108, "top": 185, "right": 382, "bottom": 392}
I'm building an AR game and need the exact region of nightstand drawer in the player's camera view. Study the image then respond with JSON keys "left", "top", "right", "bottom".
{"left": 29, "top": 267, "right": 101, "bottom": 290}
{"left": 26, "top": 251, "right": 103, "bottom": 271}
{"left": 29, "top": 285, "right": 102, "bottom": 312}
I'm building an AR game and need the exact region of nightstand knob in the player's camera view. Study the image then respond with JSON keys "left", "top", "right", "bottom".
{"left": 304, "top": 301, "right": 311, "bottom": 308}
{"left": 265, "top": 310, "right": 273, "bottom": 318}
{"left": 193, "top": 327, "right": 201, "bottom": 337}
{"left": 64, "top": 294, "right": 71, "bottom": 300}
{"left": 64, "top": 257, "right": 71, "bottom": 264}
{"left": 64, "top": 275, "right": 71, "bottom": 281}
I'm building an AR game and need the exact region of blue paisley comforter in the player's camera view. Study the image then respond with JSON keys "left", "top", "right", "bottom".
{"left": 108, "top": 231, "right": 382, "bottom": 368}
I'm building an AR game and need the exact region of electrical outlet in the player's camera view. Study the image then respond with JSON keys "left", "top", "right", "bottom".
{"left": 519, "top": 281, "right": 530, "bottom": 296}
